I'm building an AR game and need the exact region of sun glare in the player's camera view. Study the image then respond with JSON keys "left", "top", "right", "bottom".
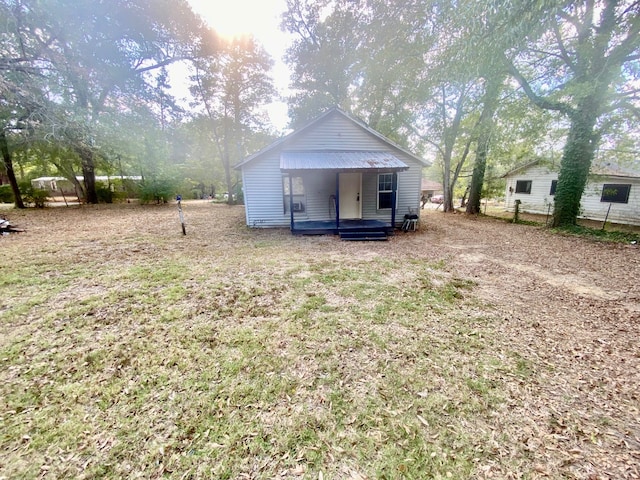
{"left": 185, "top": 0, "right": 291, "bottom": 130}
{"left": 187, "top": 0, "right": 285, "bottom": 40}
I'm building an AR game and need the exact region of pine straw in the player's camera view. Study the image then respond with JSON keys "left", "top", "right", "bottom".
{"left": 1, "top": 201, "right": 638, "bottom": 479}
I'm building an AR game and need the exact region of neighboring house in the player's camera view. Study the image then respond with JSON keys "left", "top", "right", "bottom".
{"left": 235, "top": 107, "right": 429, "bottom": 237}
{"left": 31, "top": 176, "right": 142, "bottom": 195}
{"left": 421, "top": 179, "right": 443, "bottom": 206}
{"left": 503, "top": 159, "right": 640, "bottom": 226}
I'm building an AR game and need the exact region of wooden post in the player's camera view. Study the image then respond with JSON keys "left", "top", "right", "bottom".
{"left": 602, "top": 203, "right": 612, "bottom": 231}
{"left": 391, "top": 172, "right": 397, "bottom": 228}
{"left": 177, "top": 195, "right": 186, "bottom": 235}
{"left": 335, "top": 172, "right": 340, "bottom": 230}
{"left": 289, "top": 174, "right": 295, "bottom": 232}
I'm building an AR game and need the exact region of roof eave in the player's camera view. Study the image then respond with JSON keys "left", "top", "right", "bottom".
{"left": 235, "top": 107, "right": 429, "bottom": 169}
{"left": 281, "top": 166, "right": 410, "bottom": 174}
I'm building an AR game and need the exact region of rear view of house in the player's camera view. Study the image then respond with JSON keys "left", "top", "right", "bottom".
{"left": 235, "top": 108, "right": 429, "bottom": 237}
{"left": 503, "top": 159, "right": 640, "bottom": 226}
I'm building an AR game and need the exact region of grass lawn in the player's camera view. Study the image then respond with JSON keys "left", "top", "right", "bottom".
{"left": 1, "top": 201, "right": 638, "bottom": 479}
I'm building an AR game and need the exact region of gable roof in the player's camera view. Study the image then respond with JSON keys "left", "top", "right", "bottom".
{"left": 421, "top": 179, "right": 443, "bottom": 191}
{"left": 235, "top": 107, "right": 429, "bottom": 170}
{"left": 501, "top": 158, "right": 553, "bottom": 178}
{"left": 502, "top": 158, "right": 640, "bottom": 179}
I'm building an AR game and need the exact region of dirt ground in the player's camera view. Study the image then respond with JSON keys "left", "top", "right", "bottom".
{"left": 420, "top": 208, "right": 640, "bottom": 478}
{"left": 2, "top": 201, "right": 639, "bottom": 478}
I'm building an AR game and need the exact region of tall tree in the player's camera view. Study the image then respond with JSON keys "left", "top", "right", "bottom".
{"left": 190, "top": 36, "right": 276, "bottom": 204}
{"left": 281, "top": 0, "right": 364, "bottom": 127}
{"left": 501, "top": 0, "right": 640, "bottom": 226}
{"left": 1, "top": 0, "right": 213, "bottom": 203}
{"left": 466, "top": 73, "right": 504, "bottom": 214}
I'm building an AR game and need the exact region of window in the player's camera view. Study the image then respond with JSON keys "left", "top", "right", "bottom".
{"left": 515, "top": 180, "right": 532, "bottom": 194}
{"left": 600, "top": 184, "right": 631, "bottom": 204}
{"left": 377, "top": 173, "right": 397, "bottom": 209}
{"left": 283, "top": 175, "right": 305, "bottom": 213}
{"left": 549, "top": 180, "right": 557, "bottom": 195}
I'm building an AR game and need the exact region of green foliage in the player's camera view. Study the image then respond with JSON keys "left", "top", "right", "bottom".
{"left": 96, "top": 186, "right": 114, "bottom": 204}
{"left": 189, "top": 36, "right": 276, "bottom": 205}
{"left": 19, "top": 183, "right": 48, "bottom": 208}
{"left": 139, "top": 177, "right": 179, "bottom": 204}
{"left": 551, "top": 225, "right": 639, "bottom": 244}
{"left": 0, "top": 185, "right": 14, "bottom": 203}
{"left": 0, "top": 0, "right": 213, "bottom": 204}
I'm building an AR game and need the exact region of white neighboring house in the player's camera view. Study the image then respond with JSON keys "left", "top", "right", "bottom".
{"left": 503, "top": 159, "right": 640, "bottom": 226}
{"left": 31, "top": 176, "right": 142, "bottom": 195}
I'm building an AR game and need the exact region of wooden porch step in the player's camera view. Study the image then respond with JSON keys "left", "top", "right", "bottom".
{"left": 339, "top": 230, "right": 388, "bottom": 241}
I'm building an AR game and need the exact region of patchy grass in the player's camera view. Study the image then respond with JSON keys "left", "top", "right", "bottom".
{"left": 1, "top": 202, "right": 638, "bottom": 479}
{"left": 551, "top": 223, "right": 639, "bottom": 244}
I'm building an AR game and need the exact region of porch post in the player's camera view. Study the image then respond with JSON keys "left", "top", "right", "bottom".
{"left": 391, "top": 172, "right": 397, "bottom": 228}
{"left": 335, "top": 172, "right": 340, "bottom": 230}
{"left": 289, "top": 174, "right": 295, "bottom": 232}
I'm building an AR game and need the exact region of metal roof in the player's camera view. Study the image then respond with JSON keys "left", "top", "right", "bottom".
{"left": 280, "top": 151, "right": 409, "bottom": 172}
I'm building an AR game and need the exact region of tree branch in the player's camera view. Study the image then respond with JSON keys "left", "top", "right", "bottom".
{"left": 503, "top": 56, "right": 574, "bottom": 116}
{"left": 604, "top": 11, "right": 640, "bottom": 67}
{"left": 552, "top": 18, "right": 577, "bottom": 73}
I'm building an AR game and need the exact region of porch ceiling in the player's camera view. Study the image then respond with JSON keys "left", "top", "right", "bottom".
{"left": 280, "top": 151, "right": 409, "bottom": 173}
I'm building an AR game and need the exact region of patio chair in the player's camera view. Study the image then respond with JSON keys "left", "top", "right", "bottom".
{"left": 401, "top": 208, "right": 419, "bottom": 231}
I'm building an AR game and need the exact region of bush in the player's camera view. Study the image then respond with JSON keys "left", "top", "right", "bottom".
{"left": 96, "top": 186, "right": 114, "bottom": 204}
{"left": 21, "top": 184, "right": 48, "bottom": 208}
{"left": 139, "top": 177, "right": 178, "bottom": 204}
{"left": 0, "top": 185, "right": 14, "bottom": 203}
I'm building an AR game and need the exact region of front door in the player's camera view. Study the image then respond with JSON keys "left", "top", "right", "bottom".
{"left": 339, "top": 173, "right": 362, "bottom": 219}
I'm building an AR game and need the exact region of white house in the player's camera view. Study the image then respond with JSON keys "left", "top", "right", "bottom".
{"left": 503, "top": 159, "right": 640, "bottom": 226}
{"left": 235, "top": 107, "right": 429, "bottom": 238}
{"left": 31, "top": 176, "right": 142, "bottom": 195}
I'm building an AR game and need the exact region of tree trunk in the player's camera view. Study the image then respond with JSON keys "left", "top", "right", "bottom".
{"left": 0, "top": 130, "right": 25, "bottom": 209}
{"left": 466, "top": 76, "right": 502, "bottom": 215}
{"left": 222, "top": 117, "right": 235, "bottom": 205}
{"left": 77, "top": 146, "right": 98, "bottom": 204}
{"left": 552, "top": 99, "right": 599, "bottom": 227}
{"left": 52, "top": 161, "right": 85, "bottom": 200}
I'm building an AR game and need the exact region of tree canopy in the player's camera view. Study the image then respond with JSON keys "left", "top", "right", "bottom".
{"left": 0, "top": 0, "right": 277, "bottom": 207}
{"left": 281, "top": 0, "right": 640, "bottom": 224}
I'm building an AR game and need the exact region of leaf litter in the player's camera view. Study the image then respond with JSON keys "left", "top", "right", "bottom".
{"left": 0, "top": 201, "right": 638, "bottom": 479}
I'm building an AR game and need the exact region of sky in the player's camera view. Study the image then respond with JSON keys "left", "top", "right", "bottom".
{"left": 185, "top": 0, "right": 292, "bottom": 131}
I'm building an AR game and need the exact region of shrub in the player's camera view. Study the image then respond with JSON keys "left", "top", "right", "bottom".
{"left": 0, "top": 185, "right": 14, "bottom": 203}
{"left": 21, "top": 184, "right": 48, "bottom": 208}
{"left": 96, "top": 186, "right": 114, "bottom": 204}
{"left": 139, "top": 177, "right": 178, "bottom": 204}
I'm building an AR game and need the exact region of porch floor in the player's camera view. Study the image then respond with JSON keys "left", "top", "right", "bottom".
{"left": 292, "top": 219, "right": 394, "bottom": 236}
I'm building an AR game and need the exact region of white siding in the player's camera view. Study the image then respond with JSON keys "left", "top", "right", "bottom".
{"left": 505, "top": 166, "right": 557, "bottom": 216}
{"left": 286, "top": 114, "right": 389, "bottom": 151}
{"left": 581, "top": 178, "right": 640, "bottom": 225}
{"left": 505, "top": 165, "right": 640, "bottom": 226}
{"left": 241, "top": 111, "right": 425, "bottom": 227}
{"left": 242, "top": 152, "right": 291, "bottom": 228}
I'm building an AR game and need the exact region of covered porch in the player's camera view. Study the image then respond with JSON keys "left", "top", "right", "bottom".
{"left": 291, "top": 218, "right": 393, "bottom": 236}
{"left": 281, "top": 151, "right": 408, "bottom": 238}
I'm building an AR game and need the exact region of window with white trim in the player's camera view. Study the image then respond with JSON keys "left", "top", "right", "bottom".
{"left": 377, "top": 173, "right": 397, "bottom": 210}
{"left": 283, "top": 175, "right": 305, "bottom": 213}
